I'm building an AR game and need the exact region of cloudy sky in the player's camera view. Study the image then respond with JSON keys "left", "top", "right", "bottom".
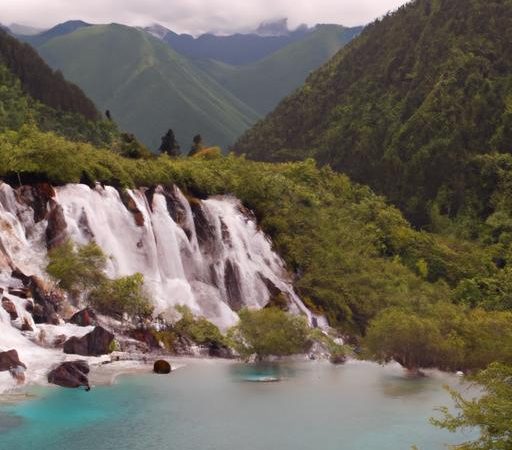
{"left": 2, "top": 0, "right": 410, "bottom": 35}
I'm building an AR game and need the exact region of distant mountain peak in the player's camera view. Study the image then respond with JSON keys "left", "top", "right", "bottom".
{"left": 145, "top": 23, "right": 172, "bottom": 39}
{"left": 255, "top": 18, "right": 290, "bottom": 36}
{"left": 8, "top": 23, "right": 45, "bottom": 36}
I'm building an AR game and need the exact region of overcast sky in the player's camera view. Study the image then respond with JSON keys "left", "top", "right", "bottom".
{"left": 2, "top": 0, "right": 410, "bottom": 35}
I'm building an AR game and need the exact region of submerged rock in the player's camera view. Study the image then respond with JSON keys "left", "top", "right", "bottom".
{"left": 63, "top": 326, "right": 115, "bottom": 356}
{"left": 48, "top": 361, "right": 90, "bottom": 390}
{"left": 153, "top": 359, "right": 171, "bottom": 374}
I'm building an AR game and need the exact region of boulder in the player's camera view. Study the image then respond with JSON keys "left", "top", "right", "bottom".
{"left": 208, "top": 342, "right": 234, "bottom": 359}
{"left": 47, "top": 361, "right": 90, "bottom": 390}
{"left": 63, "top": 326, "right": 115, "bottom": 356}
{"left": 1, "top": 298, "right": 18, "bottom": 320}
{"left": 0, "top": 350, "right": 26, "bottom": 372}
{"left": 69, "top": 308, "right": 98, "bottom": 327}
{"left": 129, "top": 328, "right": 161, "bottom": 349}
{"left": 153, "top": 360, "right": 171, "bottom": 374}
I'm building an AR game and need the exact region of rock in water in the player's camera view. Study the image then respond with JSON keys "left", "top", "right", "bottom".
{"left": 48, "top": 361, "right": 90, "bottom": 389}
{"left": 153, "top": 360, "right": 171, "bottom": 374}
{"left": 1, "top": 298, "right": 18, "bottom": 320}
{"left": 69, "top": 307, "right": 98, "bottom": 327}
{"left": 0, "top": 350, "right": 27, "bottom": 383}
{"left": 63, "top": 326, "right": 115, "bottom": 356}
{"left": 0, "top": 350, "right": 27, "bottom": 372}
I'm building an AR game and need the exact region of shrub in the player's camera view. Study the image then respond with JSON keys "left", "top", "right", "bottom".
{"left": 46, "top": 240, "right": 106, "bottom": 298}
{"left": 174, "top": 305, "right": 225, "bottom": 346}
{"left": 89, "top": 273, "right": 153, "bottom": 320}
{"left": 228, "top": 308, "right": 309, "bottom": 359}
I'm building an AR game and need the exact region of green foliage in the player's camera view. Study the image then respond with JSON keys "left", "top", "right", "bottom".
{"left": 198, "top": 25, "right": 362, "bottom": 116}
{"left": 431, "top": 363, "right": 512, "bottom": 450}
{"left": 4, "top": 127, "right": 498, "bottom": 332}
{"left": 236, "top": 0, "right": 512, "bottom": 228}
{"left": 46, "top": 240, "right": 106, "bottom": 297}
{"left": 35, "top": 24, "right": 259, "bottom": 150}
{"left": 228, "top": 308, "right": 309, "bottom": 358}
{"left": 89, "top": 273, "right": 154, "bottom": 319}
{"left": 174, "top": 305, "right": 225, "bottom": 346}
{"left": 365, "top": 302, "right": 512, "bottom": 372}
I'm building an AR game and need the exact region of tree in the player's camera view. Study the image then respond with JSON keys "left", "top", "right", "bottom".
{"left": 159, "top": 128, "right": 180, "bottom": 156}
{"left": 46, "top": 240, "right": 106, "bottom": 299}
{"left": 228, "top": 308, "right": 309, "bottom": 359}
{"left": 188, "top": 134, "right": 203, "bottom": 156}
{"left": 431, "top": 363, "right": 512, "bottom": 450}
{"left": 88, "top": 273, "right": 153, "bottom": 319}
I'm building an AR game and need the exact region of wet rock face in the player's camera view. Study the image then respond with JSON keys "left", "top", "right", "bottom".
{"left": 0, "top": 350, "right": 26, "bottom": 372}
{"left": 2, "top": 298, "right": 18, "bottom": 320}
{"left": 46, "top": 199, "right": 68, "bottom": 249}
{"left": 69, "top": 307, "right": 98, "bottom": 327}
{"left": 63, "top": 326, "right": 115, "bottom": 356}
{"left": 17, "top": 183, "right": 55, "bottom": 223}
{"left": 191, "top": 202, "right": 217, "bottom": 253}
{"left": 28, "top": 276, "right": 61, "bottom": 325}
{"left": 120, "top": 190, "right": 145, "bottom": 227}
{"left": 47, "top": 361, "right": 90, "bottom": 389}
{"left": 224, "top": 260, "right": 244, "bottom": 311}
{"left": 208, "top": 342, "right": 234, "bottom": 359}
{"left": 153, "top": 359, "right": 171, "bottom": 374}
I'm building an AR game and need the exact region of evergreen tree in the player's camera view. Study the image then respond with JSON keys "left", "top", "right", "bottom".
{"left": 159, "top": 128, "right": 180, "bottom": 156}
{"left": 188, "top": 134, "right": 203, "bottom": 156}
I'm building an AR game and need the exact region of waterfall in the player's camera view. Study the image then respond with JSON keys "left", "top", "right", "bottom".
{"left": 0, "top": 182, "right": 320, "bottom": 328}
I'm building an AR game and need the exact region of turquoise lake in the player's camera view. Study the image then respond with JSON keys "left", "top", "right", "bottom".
{"left": 0, "top": 360, "right": 476, "bottom": 450}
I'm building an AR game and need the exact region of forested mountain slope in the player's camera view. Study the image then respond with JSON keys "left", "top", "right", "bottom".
{"left": 236, "top": 0, "right": 512, "bottom": 227}
{"left": 197, "top": 25, "right": 362, "bottom": 115}
{"left": 36, "top": 24, "right": 260, "bottom": 150}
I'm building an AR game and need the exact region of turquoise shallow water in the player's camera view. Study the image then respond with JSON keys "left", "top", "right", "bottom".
{"left": 0, "top": 360, "right": 476, "bottom": 450}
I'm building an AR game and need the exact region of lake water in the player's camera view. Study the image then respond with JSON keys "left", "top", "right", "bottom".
{"left": 0, "top": 360, "right": 477, "bottom": 450}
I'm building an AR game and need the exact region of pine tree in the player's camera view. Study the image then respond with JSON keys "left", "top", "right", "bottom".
{"left": 159, "top": 128, "right": 180, "bottom": 156}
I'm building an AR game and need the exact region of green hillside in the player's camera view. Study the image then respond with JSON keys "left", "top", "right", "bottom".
{"left": 236, "top": 0, "right": 512, "bottom": 227}
{"left": 197, "top": 25, "right": 361, "bottom": 115}
{"left": 37, "top": 24, "right": 260, "bottom": 150}
{"left": 0, "top": 28, "right": 115, "bottom": 146}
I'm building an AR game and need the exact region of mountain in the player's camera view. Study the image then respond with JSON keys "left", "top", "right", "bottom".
{"left": 197, "top": 24, "right": 363, "bottom": 115}
{"left": 8, "top": 23, "right": 45, "bottom": 35}
{"left": 0, "top": 28, "right": 98, "bottom": 120}
{"left": 19, "top": 20, "right": 91, "bottom": 46}
{"left": 36, "top": 23, "right": 259, "bottom": 150}
{"left": 150, "top": 25, "right": 313, "bottom": 65}
{"left": 32, "top": 22, "right": 360, "bottom": 150}
{"left": 235, "top": 0, "right": 512, "bottom": 227}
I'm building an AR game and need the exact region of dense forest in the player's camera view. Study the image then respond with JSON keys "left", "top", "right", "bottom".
{"left": 236, "top": 0, "right": 512, "bottom": 230}
{"left": 0, "top": 28, "right": 99, "bottom": 120}
{"left": 1, "top": 27, "right": 512, "bottom": 370}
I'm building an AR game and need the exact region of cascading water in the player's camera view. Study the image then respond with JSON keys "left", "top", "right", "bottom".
{"left": 0, "top": 181, "right": 324, "bottom": 392}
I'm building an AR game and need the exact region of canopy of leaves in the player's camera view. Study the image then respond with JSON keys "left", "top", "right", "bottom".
{"left": 228, "top": 308, "right": 310, "bottom": 358}
{"left": 432, "top": 363, "right": 512, "bottom": 450}
{"left": 3, "top": 125, "right": 498, "bottom": 333}
{"left": 365, "top": 302, "right": 512, "bottom": 372}
{"left": 46, "top": 240, "right": 106, "bottom": 297}
{"left": 89, "top": 273, "right": 154, "bottom": 319}
{"left": 236, "top": 0, "right": 512, "bottom": 228}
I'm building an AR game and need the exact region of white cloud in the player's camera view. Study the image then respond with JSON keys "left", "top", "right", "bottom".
{"left": 1, "top": 0, "right": 410, "bottom": 35}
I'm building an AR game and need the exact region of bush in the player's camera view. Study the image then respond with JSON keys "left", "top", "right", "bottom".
{"left": 89, "top": 273, "right": 153, "bottom": 320}
{"left": 174, "top": 305, "right": 225, "bottom": 346}
{"left": 46, "top": 240, "right": 106, "bottom": 298}
{"left": 228, "top": 308, "right": 309, "bottom": 359}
